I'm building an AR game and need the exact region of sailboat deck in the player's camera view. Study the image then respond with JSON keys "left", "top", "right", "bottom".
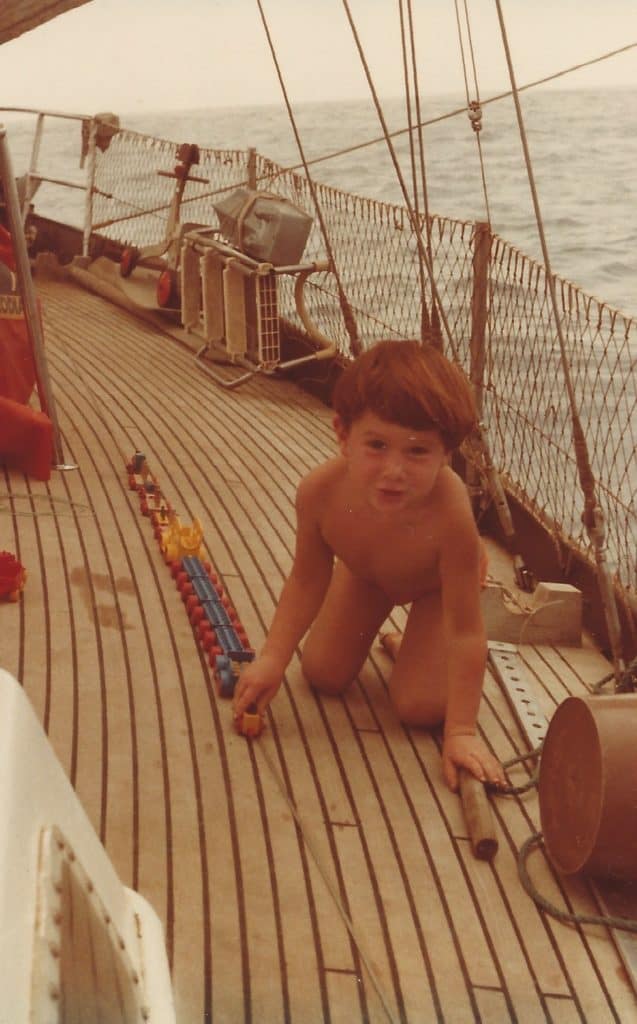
{"left": 1, "top": 271, "right": 635, "bottom": 1023}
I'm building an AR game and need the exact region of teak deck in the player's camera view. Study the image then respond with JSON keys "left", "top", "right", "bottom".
{"left": 1, "top": 270, "right": 636, "bottom": 1023}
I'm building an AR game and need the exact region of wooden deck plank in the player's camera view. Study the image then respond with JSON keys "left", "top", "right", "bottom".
{"left": 315, "top": 691, "right": 476, "bottom": 1021}
{"left": 473, "top": 987, "right": 516, "bottom": 1021}
{"left": 234, "top": 726, "right": 357, "bottom": 1021}
{"left": 1, "top": 272, "right": 634, "bottom": 1022}
{"left": 357, "top": 732, "right": 483, "bottom": 1023}
{"left": 544, "top": 996, "right": 583, "bottom": 1024}
{"left": 357, "top": 712, "right": 504, "bottom": 993}
{"left": 229, "top": 733, "right": 331, "bottom": 1019}
{"left": 457, "top": 843, "right": 551, "bottom": 1020}
{"left": 331, "top": 826, "right": 414, "bottom": 1022}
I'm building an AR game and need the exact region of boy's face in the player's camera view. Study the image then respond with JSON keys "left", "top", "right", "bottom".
{"left": 333, "top": 411, "right": 448, "bottom": 514}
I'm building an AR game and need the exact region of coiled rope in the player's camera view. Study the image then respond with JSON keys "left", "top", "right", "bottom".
{"left": 518, "top": 833, "right": 637, "bottom": 933}
{"left": 487, "top": 748, "right": 637, "bottom": 932}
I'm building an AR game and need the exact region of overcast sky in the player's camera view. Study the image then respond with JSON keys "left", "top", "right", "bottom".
{"left": 0, "top": 0, "right": 635, "bottom": 116}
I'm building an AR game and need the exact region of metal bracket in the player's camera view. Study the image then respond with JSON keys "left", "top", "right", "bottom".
{"left": 487, "top": 641, "right": 549, "bottom": 748}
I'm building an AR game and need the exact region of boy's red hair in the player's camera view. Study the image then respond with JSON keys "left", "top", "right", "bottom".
{"left": 332, "top": 339, "right": 477, "bottom": 450}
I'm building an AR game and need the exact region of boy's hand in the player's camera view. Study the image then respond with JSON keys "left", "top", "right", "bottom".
{"left": 233, "top": 655, "right": 282, "bottom": 721}
{"left": 441, "top": 732, "right": 505, "bottom": 792}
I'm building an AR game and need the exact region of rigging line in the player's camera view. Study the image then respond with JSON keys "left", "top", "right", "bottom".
{"left": 462, "top": 0, "right": 481, "bottom": 100}
{"left": 493, "top": 0, "right": 626, "bottom": 681}
{"left": 398, "top": 0, "right": 431, "bottom": 336}
{"left": 403, "top": 1, "right": 426, "bottom": 212}
{"left": 405, "top": 0, "right": 434, "bottom": 242}
{"left": 340, "top": 0, "right": 459, "bottom": 357}
{"left": 255, "top": 0, "right": 362, "bottom": 355}
{"left": 453, "top": 0, "right": 492, "bottom": 224}
{"left": 340, "top": 0, "right": 523, "bottom": 568}
{"left": 254, "top": 40, "right": 637, "bottom": 186}
{"left": 255, "top": 736, "right": 399, "bottom": 1024}
{"left": 405, "top": 0, "right": 440, "bottom": 342}
{"left": 134, "top": 41, "right": 637, "bottom": 222}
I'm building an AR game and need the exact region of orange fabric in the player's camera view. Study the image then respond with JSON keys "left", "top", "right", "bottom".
{"left": 0, "top": 395, "right": 53, "bottom": 481}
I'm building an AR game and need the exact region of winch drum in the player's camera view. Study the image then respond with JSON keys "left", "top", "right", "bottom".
{"left": 538, "top": 694, "right": 637, "bottom": 880}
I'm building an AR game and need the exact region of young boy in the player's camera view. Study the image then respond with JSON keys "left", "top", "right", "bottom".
{"left": 233, "top": 340, "right": 504, "bottom": 791}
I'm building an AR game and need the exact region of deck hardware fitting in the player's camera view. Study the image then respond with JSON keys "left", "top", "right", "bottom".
{"left": 481, "top": 582, "right": 582, "bottom": 647}
{"left": 487, "top": 641, "right": 549, "bottom": 746}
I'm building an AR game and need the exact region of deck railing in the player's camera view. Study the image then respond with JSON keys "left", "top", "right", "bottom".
{"left": 4, "top": 110, "right": 636, "bottom": 626}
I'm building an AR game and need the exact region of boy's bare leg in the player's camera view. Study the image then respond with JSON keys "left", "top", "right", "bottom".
{"left": 302, "top": 561, "right": 393, "bottom": 695}
{"left": 388, "top": 590, "right": 448, "bottom": 727}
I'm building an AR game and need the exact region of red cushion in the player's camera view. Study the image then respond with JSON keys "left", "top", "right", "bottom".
{"left": 0, "top": 396, "right": 53, "bottom": 480}
{"left": 0, "top": 310, "right": 37, "bottom": 403}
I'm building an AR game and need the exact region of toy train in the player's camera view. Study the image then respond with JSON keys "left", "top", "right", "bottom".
{"left": 174, "top": 555, "right": 254, "bottom": 697}
{"left": 125, "top": 452, "right": 264, "bottom": 737}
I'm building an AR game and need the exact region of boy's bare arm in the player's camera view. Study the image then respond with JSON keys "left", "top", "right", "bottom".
{"left": 233, "top": 471, "right": 334, "bottom": 716}
{"left": 441, "top": 531, "right": 485, "bottom": 734}
{"left": 439, "top": 495, "right": 504, "bottom": 789}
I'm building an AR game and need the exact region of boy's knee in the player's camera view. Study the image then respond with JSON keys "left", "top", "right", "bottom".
{"left": 306, "top": 674, "right": 350, "bottom": 698}
{"left": 390, "top": 687, "right": 445, "bottom": 729}
{"left": 301, "top": 649, "right": 350, "bottom": 697}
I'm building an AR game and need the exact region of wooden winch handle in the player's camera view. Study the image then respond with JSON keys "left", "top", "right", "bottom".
{"left": 459, "top": 769, "right": 498, "bottom": 861}
{"left": 380, "top": 631, "right": 498, "bottom": 860}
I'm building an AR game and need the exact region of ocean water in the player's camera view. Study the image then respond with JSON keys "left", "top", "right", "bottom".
{"left": 3, "top": 87, "right": 637, "bottom": 317}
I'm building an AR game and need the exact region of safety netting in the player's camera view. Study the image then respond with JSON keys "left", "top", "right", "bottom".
{"left": 87, "top": 126, "right": 636, "bottom": 614}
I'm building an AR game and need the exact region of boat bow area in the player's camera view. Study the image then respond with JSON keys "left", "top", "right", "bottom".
{"left": 1, "top": 269, "right": 635, "bottom": 1022}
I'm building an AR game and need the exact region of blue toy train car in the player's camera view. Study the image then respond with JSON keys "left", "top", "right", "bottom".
{"left": 180, "top": 556, "right": 254, "bottom": 697}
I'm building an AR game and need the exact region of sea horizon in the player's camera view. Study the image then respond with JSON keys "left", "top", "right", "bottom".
{"left": 3, "top": 86, "right": 636, "bottom": 318}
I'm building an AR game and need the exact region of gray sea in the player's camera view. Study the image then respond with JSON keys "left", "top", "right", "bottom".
{"left": 2, "top": 86, "right": 636, "bottom": 317}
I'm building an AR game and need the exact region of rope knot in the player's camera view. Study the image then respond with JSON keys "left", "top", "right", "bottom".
{"left": 468, "top": 100, "right": 483, "bottom": 133}
{"left": 581, "top": 499, "right": 604, "bottom": 539}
